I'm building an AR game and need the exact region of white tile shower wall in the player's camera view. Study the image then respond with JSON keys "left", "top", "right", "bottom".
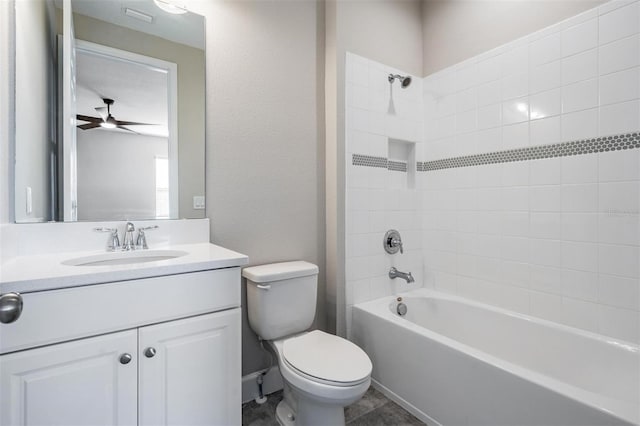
{"left": 345, "top": 53, "right": 424, "bottom": 336}
{"left": 421, "top": 0, "right": 640, "bottom": 343}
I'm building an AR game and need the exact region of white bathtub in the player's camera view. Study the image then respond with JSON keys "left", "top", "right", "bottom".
{"left": 352, "top": 289, "right": 639, "bottom": 426}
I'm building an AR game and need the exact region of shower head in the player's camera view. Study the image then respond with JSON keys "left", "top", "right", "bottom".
{"left": 388, "top": 74, "right": 412, "bottom": 88}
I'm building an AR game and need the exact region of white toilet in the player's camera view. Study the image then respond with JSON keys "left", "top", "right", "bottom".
{"left": 244, "top": 261, "right": 372, "bottom": 426}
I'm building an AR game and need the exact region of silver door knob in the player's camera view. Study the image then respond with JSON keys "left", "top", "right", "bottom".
{"left": 144, "top": 347, "right": 156, "bottom": 358}
{"left": 119, "top": 353, "right": 132, "bottom": 365}
{"left": 0, "top": 292, "right": 23, "bottom": 324}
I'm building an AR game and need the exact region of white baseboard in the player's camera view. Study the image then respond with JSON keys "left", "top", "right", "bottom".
{"left": 242, "top": 366, "right": 284, "bottom": 404}
{"left": 371, "top": 378, "right": 442, "bottom": 426}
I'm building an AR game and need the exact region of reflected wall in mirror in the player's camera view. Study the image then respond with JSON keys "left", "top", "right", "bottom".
{"left": 13, "top": 0, "right": 205, "bottom": 222}
{"left": 14, "top": 0, "right": 58, "bottom": 223}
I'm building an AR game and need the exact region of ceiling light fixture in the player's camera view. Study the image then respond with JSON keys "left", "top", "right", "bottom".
{"left": 100, "top": 121, "right": 117, "bottom": 129}
{"left": 153, "top": 0, "right": 188, "bottom": 15}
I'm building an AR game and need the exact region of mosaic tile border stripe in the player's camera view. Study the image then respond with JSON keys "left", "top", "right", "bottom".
{"left": 352, "top": 154, "right": 409, "bottom": 172}
{"left": 352, "top": 154, "right": 388, "bottom": 168}
{"left": 419, "top": 132, "right": 640, "bottom": 172}
{"left": 353, "top": 133, "right": 640, "bottom": 173}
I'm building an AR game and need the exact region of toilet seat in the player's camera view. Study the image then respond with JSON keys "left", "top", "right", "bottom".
{"left": 282, "top": 330, "right": 372, "bottom": 386}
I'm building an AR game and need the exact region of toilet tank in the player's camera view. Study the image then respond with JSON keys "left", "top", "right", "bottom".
{"left": 244, "top": 261, "right": 319, "bottom": 340}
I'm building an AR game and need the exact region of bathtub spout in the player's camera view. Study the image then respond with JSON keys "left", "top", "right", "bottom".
{"left": 389, "top": 267, "right": 414, "bottom": 283}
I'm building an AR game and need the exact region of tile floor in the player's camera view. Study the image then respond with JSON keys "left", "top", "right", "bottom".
{"left": 242, "top": 386, "right": 426, "bottom": 425}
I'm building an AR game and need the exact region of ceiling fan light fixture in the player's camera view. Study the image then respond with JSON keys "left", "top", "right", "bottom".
{"left": 100, "top": 115, "right": 118, "bottom": 129}
{"left": 153, "top": 0, "right": 188, "bottom": 15}
{"left": 77, "top": 99, "right": 154, "bottom": 132}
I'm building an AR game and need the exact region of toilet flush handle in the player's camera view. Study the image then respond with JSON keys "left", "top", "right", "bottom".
{"left": 256, "top": 284, "right": 271, "bottom": 290}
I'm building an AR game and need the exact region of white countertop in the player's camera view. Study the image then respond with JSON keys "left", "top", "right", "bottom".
{"left": 0, "top": 242, "right": 249, "bottom": 294}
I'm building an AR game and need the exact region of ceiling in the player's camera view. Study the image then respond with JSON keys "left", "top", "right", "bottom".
{"left": 70, "top": 0, "right": 205, "bottom": 50}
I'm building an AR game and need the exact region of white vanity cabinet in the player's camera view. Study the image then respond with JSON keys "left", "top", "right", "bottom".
{"left": 0, "top": 266, "right": 243, "bottom": 426}
{"left": 0, "top": 330, "right": 139, "bottom": 426}
{"left": 138, "top": 310, "right": 240, "bottom": 426}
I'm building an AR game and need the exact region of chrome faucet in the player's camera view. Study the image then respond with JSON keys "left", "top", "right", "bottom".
{"left": 136, "top": 225, "right": 159, "bottom": 249}
{"left": 95, "top": 223, "right": 158, "bottom": 251}
{"left": 122, "top": 222, "right": 136, "bottom": 251}
{"left": 389, "top": 267, "right": 414, "bottom": 283}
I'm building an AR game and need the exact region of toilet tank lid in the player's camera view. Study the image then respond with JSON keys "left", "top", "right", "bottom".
{"left": 242, "top": 261, "right": 319, "bottom": 283}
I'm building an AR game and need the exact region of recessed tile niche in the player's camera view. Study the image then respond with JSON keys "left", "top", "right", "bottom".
{"left": 388, "top": 138, "right": 416, "bottom": 189}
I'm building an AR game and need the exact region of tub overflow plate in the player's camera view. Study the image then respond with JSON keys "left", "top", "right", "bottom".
{"left": 397, "top": 302, "right": 407, "bottom": 316}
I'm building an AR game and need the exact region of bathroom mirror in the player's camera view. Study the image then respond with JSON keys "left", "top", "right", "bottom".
{"left": 13, "top": 0, "right": 205, "bottom": 222}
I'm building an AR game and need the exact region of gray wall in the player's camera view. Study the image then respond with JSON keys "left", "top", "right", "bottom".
{"left": 189, "top": 0, "right": 326, "bottom": 376}
{"left": 337, "top": 0, "right": 424, "bottom": 77}
{"left": 325, "top": 0, "right": 424, "bottom": 335}
{"left": 422, "top": 0, "right": 607, "bottom": 75}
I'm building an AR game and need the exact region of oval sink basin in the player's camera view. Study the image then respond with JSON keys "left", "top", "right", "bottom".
{"left": 62, "top": 250, "right": 189, "bottom": 267}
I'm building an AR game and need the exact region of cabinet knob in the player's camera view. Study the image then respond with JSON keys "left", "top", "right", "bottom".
{"left": 144, "top": 347, "right": 157, "bottom": 358}
{"left": 119, "top": 353, "right": 132, "bottom": 365}
{"left": 0, "top": 292, "right": 23, "bottom": 324}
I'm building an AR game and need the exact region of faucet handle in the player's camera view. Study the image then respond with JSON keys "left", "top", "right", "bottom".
{"left": 136, "top": 225, "right": 159, "bottom": 250}
{"left": 383, "top": 229, "right": 404, "bottom": 254}
{"left": 391, "top": 238, "right": 404, "bottom": 254}
{"left": 94, "top": 227, "right": 117, "bottom": 232}
{"left": 94, "top": 227, "right": 120, "bottom": 252}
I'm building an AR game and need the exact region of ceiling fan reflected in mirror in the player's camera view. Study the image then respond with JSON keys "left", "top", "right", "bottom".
{"left": 76, "top": 98, "right": 154, "bottom": 133}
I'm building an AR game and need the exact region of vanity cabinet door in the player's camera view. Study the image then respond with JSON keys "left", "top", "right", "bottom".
{"left": 0, "top": 330, "right": 138, "bottom": 426}
{"left": 138, "top": 309, "right": 241, "bottom": 426}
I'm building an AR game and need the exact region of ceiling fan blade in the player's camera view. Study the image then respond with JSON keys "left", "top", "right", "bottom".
{"left": 77, "top": 122, "right": 102, "bottom": 130}
{"left": 114, "top": 120, "right": 156, "bottom": 126}
{"left": 76, "top": 114, "right": 102, "bottom": 123}
{"left": 117, "top": 125, "right": 139, "bottom": 134}
{"left": 95, "top": 107, "right": 108, "bottom": 121}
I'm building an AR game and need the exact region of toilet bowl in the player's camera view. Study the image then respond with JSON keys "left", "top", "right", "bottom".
{"left": 243, "top": 261, "right": 373, "bottom": 426}
{"left": 270, "top": 330, "right": 371, "bottom": 425}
